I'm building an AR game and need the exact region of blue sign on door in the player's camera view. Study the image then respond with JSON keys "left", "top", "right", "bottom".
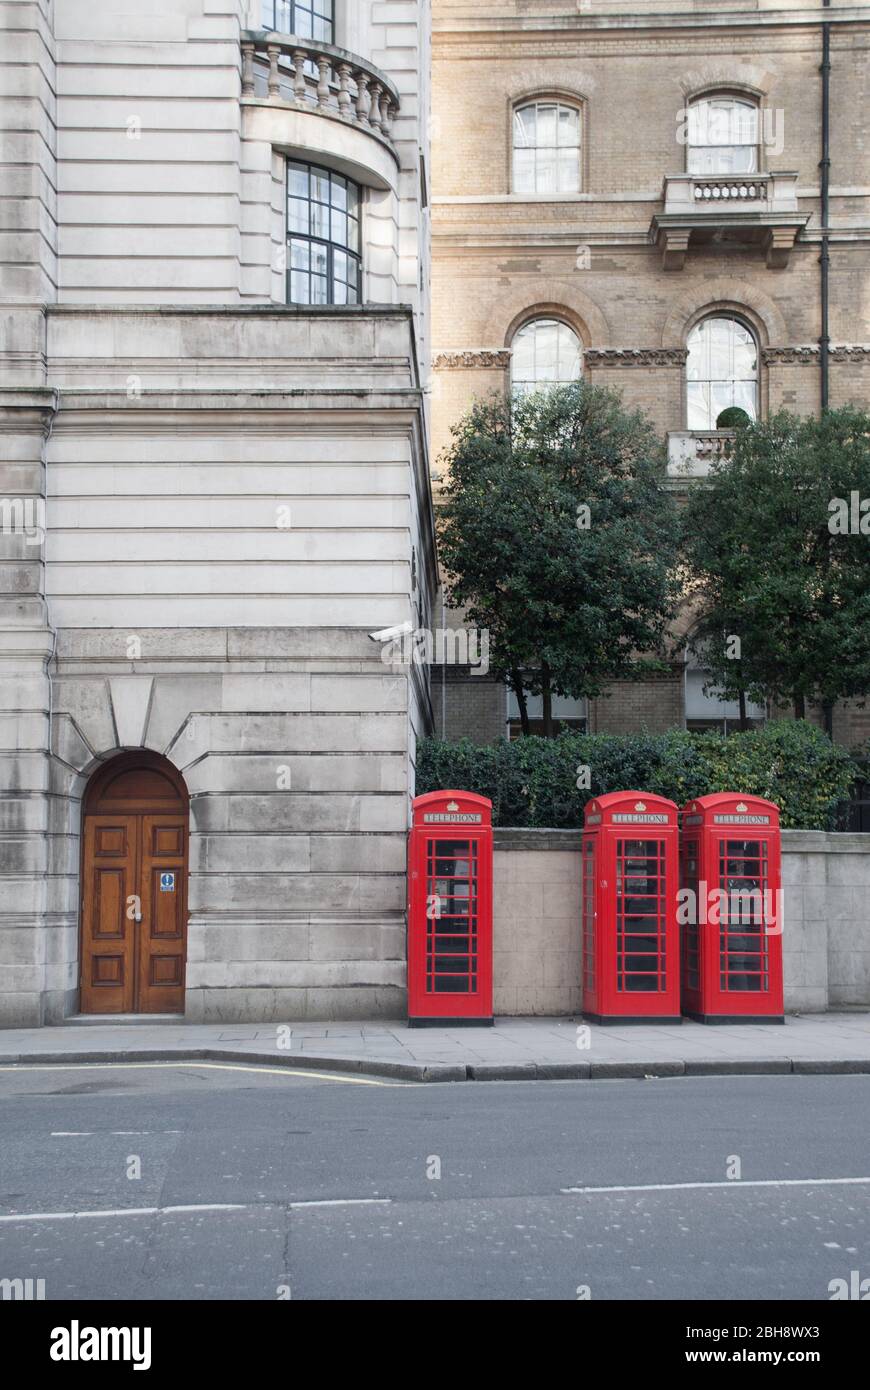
{"left": 160, "top": 872, "right": 176, "bottom": 893}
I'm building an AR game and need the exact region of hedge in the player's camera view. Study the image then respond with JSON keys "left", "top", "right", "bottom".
{"left": 416, "top": 721, "right": 858, "bottom": 831}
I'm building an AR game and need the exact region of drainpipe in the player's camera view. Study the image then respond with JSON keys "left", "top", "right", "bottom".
{"left": 440, "top": 587, "right": 446, "bottom": 739}
{"left": 821, "top": 2, "right": 834, "bottom": 741}
{"left": 819, "top": 1, "right": 831, "bottom": 413}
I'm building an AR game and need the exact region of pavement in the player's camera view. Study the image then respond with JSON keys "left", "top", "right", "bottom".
{"left": 1, "top": 1010, "right": 869, "bottom": 1082}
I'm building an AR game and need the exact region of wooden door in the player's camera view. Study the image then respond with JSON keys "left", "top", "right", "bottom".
{"left": 80, "top": 815, "right": 139, "bottom": 1013}
{"left": 138, "top": 815, "right": 188, "bottom": 1013}
{"left": 80, "top": 756, "right": 189, "bottom": 1015}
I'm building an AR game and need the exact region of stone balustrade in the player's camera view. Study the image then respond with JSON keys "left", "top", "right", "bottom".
{"left": 693, "top": 430, "right": 736, "bottom": 460}
{"left": 662, "top": 171, "right": 798, "bottom": 218}
{"left": 240, "top": 30, "right": 401, "bottom": 151}
{"left": 691, "top": 177, "right": 768, "bottom": 203}
{"left": 667, "top": 430, "right": 736, "bottom": 479}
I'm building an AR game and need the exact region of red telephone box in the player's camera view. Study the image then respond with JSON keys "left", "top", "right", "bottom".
{"left": 582, "top": 792, "right": 681, "bottom": 1024}
{"left": 407, "top": 791, "right": 493, "bottom": 1026}
{"left": 680, "top": 794, "right": 784, "bottom": 1023}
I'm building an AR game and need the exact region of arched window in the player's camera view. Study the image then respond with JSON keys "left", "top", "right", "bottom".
{"left": 287, "top": 160, "right": 361, "bottom": 305}
{"left": 686, "top": 316, "right": 758, "bottom": 431}
{"left": 513, "top": 101, "right": 582, "bottom": 194}
{"left": 511, "top": 318, "right": 582, "bottom": 396}
{"left": 687, "top": 95, "right": 759, "bottom": 175}
{"left": 261, "top": 1, "right": 334, "bottom": 43}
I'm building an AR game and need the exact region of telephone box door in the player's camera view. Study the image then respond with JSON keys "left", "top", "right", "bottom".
{"left": 582, "top": 792, "right": 681, "bottom": 1024}
{"left": 681, "top": 795, "right": 784, "bottom": 1023}
{"left": 408, "top": 792, "right": 493, "bottom": 1026}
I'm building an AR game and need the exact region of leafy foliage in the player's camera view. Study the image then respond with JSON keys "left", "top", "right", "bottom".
{"left": 715, "top": 406, "right": 751, "bottom": 428}
{"left": 416, "top": 721, "right": 856, "bottom": 830}
{"left": 437, "top": 382, "right": 680, "bottom": 729}
{"left": 681, "top": 409, "right": 870, "bottom": 718}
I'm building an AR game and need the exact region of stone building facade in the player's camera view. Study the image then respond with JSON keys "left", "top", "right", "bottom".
{"left": 431, "top": 0, "right": 870, "bottom": 746}
{"left": 0, "top": 0, "right": 435, "bottom": 1026}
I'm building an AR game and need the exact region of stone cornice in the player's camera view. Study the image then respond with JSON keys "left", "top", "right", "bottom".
{"left": 433, "top": 349, "right": 511, "bottom": 370}
{"left": 434, "top": 8, "right": 869, "bottom": 38}
{"left": 763, "top": 346, "right": 870, "bottom": 365}
{"left": 585, "top": 348, "right": 687, "bottom": 368}
{"left": 432, "top": 346, "right": 870, "bottom": 373}
{"left": 830, "top": 345, "right": 870, "bottom": 364}
{"left": 46, "top": 303, "right": 414, "bottom": 319}
{"left": 0, "top": 387, "right": 58, "bottom": 433}
{"left": 763, "top": 346, "right": 820, "bottom": 366}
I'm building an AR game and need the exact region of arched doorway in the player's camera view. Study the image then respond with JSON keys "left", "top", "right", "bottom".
{"left": 80, "top": 752, "right": 189, "bottom": 1015}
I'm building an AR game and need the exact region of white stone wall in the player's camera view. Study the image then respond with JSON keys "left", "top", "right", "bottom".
{"left": 0, "top": 0, "right": 434, "bottom": 1026}
{"left": 12, "top": 0, "right": 432, "bottom": 318}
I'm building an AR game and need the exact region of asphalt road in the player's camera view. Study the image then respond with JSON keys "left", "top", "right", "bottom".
{"left": 0, "top": 1062, "right": 868, "bottom": 1300}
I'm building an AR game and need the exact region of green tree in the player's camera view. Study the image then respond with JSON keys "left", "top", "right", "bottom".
{"left": 682, "top": 407, "right": 870, "bottom": 723}
{"left": 437, "top": 381, "right": 679, "bottom": 735}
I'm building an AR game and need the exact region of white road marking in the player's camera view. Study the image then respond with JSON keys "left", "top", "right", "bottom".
{"left": 289, "top": 1199, "right": 391, "bottom": 1209}
{"left": 561, "top": 1176, "right": 870, "bottom": 1195}
{"left": 0, "top": 1203, "right": 249, "bottom": 1224}
{"left": 0, "top": 1199, "right": 391, "bottom": 1222}
{"left": 0, "top": 1060, "right": 404, "bottom": 1088}
{"left": 52, "top": 1130, "right": 180, "bottom": 1138}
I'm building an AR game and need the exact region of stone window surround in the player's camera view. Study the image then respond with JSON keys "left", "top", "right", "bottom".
{"left": 506, "top": 89, "right": 589, "bottom": 196}
{"left": 509, "top": 315, "right": 584, "bottom": 393}
{"left": 684, "top": 311, "right": 761, "bottom": 432}
{"left": 683, "top": 87, "right": 764, "bottom": 179}
{"left": 285, "top": 157, "right": 363, "bottom": 307}
{"left": 511, "top": 96, "right": 584, "bottom": 196}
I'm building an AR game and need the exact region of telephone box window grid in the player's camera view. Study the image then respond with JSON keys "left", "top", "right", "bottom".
{"left": 616, "top": 839, "right": 667, "bottom": 994}
{"left": 287, "top": 162, "right": 361, "bottom": 306}
{"left": 427, "top": 840, "right": 478, "bottom": 994}
{"left": 719, "top": 840, "right": 770, "bottom": 992}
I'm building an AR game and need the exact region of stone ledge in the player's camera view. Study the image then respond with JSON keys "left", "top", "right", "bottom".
{"left": 494, "top": 828, "right": 578, "bottom": 851}
{"left": 493, "top": 827, "right": 870, "bottom": 853}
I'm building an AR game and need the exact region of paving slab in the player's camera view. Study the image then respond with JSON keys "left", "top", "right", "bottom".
{"left": 0, "top": 1014, "right": 867, "bottom": 1081}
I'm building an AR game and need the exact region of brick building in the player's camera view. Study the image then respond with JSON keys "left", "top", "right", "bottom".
{"left": 430, "top": 0, "right": 870, "bottom": 746}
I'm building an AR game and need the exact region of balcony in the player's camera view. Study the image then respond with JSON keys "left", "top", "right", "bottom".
{"left": 667, "top": 430, "right": 736, "bottom": 480}
{"left": 240, "top": 30, "right": 401, "bottom": 189}
{"left": 650, "top": 171, "right": 808, "bottom": 270}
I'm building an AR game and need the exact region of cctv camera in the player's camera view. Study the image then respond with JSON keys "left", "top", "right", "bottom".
{"left": 369, "top": 621, "right": 413, "bottom": 644}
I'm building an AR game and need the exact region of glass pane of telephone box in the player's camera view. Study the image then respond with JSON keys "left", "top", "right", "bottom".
{"left": 617, "top": 839, "right": 665, "bottom": 992}
{"left": 426, "top": 840, "right": 478, "bottom": 994}
{"left": 719, "top": 839, "right": 768, "bottom": 990}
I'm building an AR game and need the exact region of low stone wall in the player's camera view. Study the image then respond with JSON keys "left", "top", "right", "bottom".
{"left": 493, "top": 829, "right": 870, "bottom": 1016}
